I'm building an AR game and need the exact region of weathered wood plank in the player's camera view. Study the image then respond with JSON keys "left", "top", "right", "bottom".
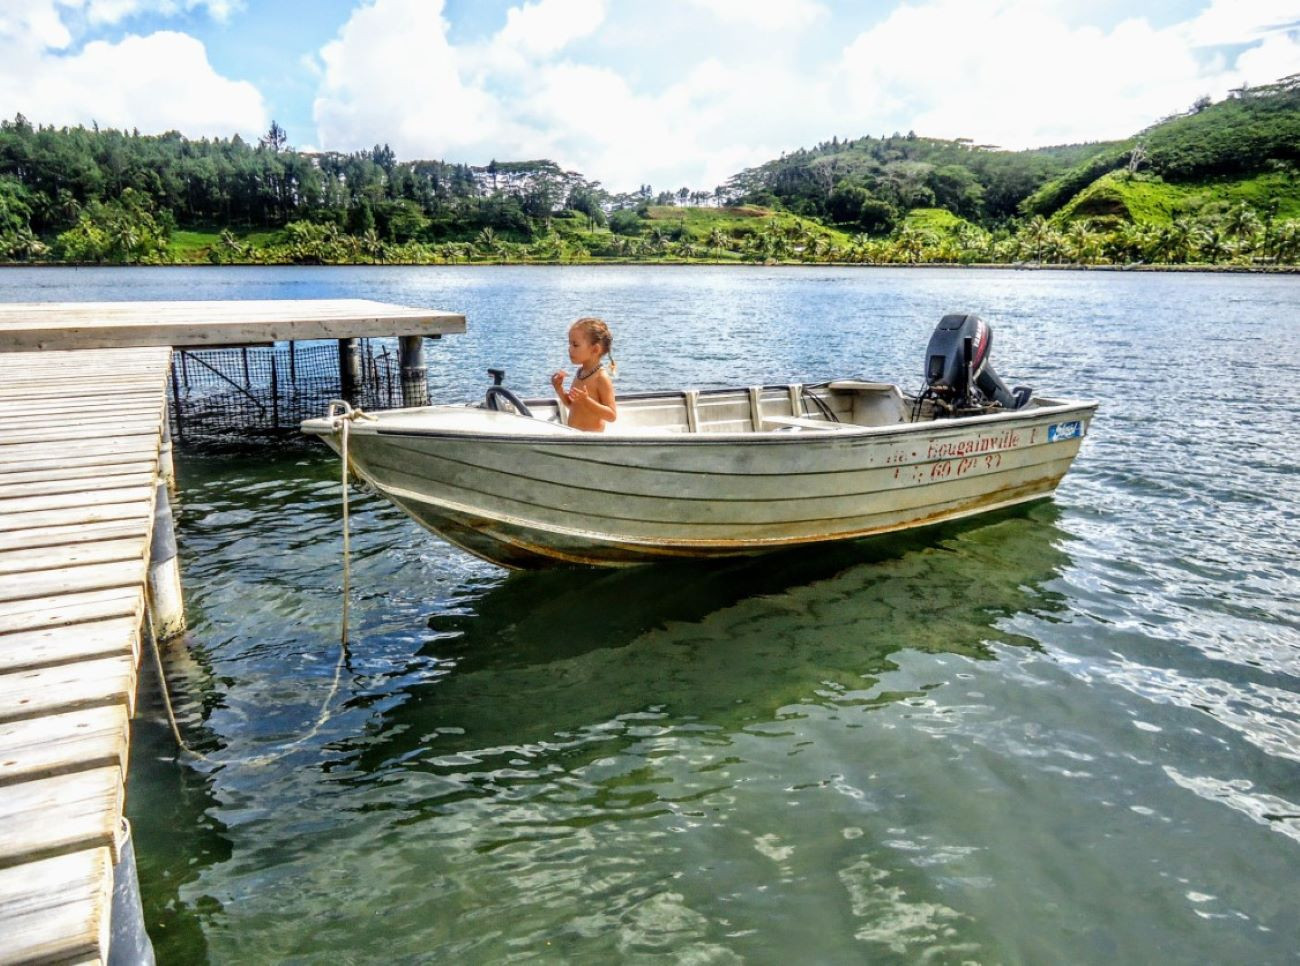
{"left": 0, "top": 847, "right": 111, "bottom": 964}
{"left": 0, "top": 617, "right": 137, "bottom": 674}
{"left": 0, "top": 461, "right": 156, "bottom": 486}
{"left": 0, "top": 654, "right": 136, "bottom": 724}
{"left": 0, "top": 393, "right": 161, "bottom": 414}
{"left": 0, "top": 587, "right": 141, "bottom": 637}
{"left": 0, "top": 472, "right": 154, "bottom": 501}
{"left": 0, "top": 520, "right": 150, "bottom": 553}
{"left": 0, "top": 423, "right": 161, "bottom": 447}
{"left": 0, "top": 501, "right": 154, "bottom": 536}
{"left": 0, "top": 452, "right": 160, "bottom": 477}
{"left": 0, "top": 412, "right": 161, "bottom": 434}
{"left": 0, "top": 439, "right": 160, "bottom": 468}
{"left": 0, "top": 540, "right": 144, "bottom": 578}
{"left": 0, "top": 485, "right": 155, "bottom": 517}
{"left": 0, "top": 298, "right": 465, "bottom": 351}
{"left": 0, "top": 767, "right": 122, "bottom": 867}
{"left": 0, "top": 383, "right": 164, "bottom": 401}
{"left": 0, "top": 706, "right": 129, "bottom": 786}
{"left": 0, "top": 559, "right": 146, "bottom": 606}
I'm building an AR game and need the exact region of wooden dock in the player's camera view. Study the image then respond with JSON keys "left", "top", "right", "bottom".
{"left": 0, "top": 300, "right": 465, "bottom": 963}
{"left": 0, "top": 345, "right": 170, "bottom": 963}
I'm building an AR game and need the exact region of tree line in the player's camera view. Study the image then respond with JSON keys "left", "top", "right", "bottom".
{"left": 1, "top": 74, "right": 1297, "bottom": 266}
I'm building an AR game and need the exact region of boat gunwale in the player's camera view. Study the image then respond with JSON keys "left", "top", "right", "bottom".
{"left": 302, "top": 393, "right": 1097, "bottom": 446}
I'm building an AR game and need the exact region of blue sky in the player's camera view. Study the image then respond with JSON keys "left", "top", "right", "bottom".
{"left": 2, "top": 0, "right": 1297, "bottom": 191}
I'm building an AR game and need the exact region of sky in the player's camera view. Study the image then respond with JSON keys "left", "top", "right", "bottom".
{"left": 1, "top": 0, "right": 1298, "bottom": 192}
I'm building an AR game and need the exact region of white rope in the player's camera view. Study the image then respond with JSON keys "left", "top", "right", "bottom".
{"left": 152, "top": 400, "right": 373, "bottom": 767}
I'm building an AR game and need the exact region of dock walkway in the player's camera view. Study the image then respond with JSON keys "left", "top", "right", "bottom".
{"left": 0, "top": 299, "right": 465, "bottom": 964}
{"left": 0, "top": 345, "right": 171, "bottom": 963}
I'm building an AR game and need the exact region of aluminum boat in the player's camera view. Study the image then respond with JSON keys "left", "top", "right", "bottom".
{"left": 303, "top": 314, "right": 1097, "bottom": 569}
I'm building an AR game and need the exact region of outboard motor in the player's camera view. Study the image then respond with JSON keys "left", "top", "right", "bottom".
{"left": 922, "top": 313, "right": 1031, "bottom": 414}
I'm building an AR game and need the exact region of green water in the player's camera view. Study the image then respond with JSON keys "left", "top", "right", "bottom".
{"left": 5, "top": 266, "right": 1294, "bottom": 963}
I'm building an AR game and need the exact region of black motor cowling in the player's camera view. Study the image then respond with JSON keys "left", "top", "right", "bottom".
{"left": 923, "top": 313, "right": 1030, "bottom": 411}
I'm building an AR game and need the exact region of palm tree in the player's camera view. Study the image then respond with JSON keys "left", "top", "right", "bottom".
{"left": 1156, "top": 218, "right": 1194, "bottom": 263}
{"left": 1224, "top": 203, "right": 1262, "bottom": 248}
{"left": 1269, "top": 219, "right": 1300, "bottom": 263}
{"left": 361, "top": 228, "right": 384, "bottom": 264}
{"left": 706, "top": 227, "right": 727, "bottom": 257}
{"left": 1196, "top": 226, "right": 1232, "bottom": 264}
{"left": 475, "top": 227, "right": 500, "bottom": 258}
{"left": 1065, "top": 221, "right": 1100, "bottom": 264}
{"left": 894, "top": 225, "right": 927, "bottom": 263}
{"left": 1023, "top": 215, "right": 1052, "bottom": 262}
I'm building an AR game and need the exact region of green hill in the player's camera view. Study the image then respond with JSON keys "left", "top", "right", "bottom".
{"left": 1057, "top": 170, "right": 1300, "bottom": 226}
{"left": 2, "top": 74, "right": 1298, "bottom": 267}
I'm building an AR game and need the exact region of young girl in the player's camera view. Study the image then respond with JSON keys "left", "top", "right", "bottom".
{"left": 551, "top": 317, "right": 617, "bottom": 432}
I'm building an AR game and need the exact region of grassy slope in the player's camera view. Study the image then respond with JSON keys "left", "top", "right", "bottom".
{"left": 641, "top": 204, "right": 853, "bottom": 243}
{"left": 170, "top": 227, "right": 278, "bottom": 262}
{"left": 1058, "top": 170, "right": 1300, "bottom": 225}
{"left": 902, "top": 207, "right": 974, "bottom": 236}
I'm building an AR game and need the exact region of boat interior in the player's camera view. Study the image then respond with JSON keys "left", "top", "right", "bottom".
{"left": 335, "top": 381, "right": 1066, "bottom": 440}
{"left": 524, "top": 381, "right": 914, "bottom": 434}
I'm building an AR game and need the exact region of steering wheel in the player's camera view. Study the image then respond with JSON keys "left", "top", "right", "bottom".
{"left": 484, "top": 385, "right": 534, "bottom": 418}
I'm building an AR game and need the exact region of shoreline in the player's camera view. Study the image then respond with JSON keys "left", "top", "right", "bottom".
{"left": 2, "top": 259, "right": 1296, "bottom": 275}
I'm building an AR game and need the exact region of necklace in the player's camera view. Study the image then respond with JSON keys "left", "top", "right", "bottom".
{"left": 575, "top": 363, "right": 602, "bottom": 380}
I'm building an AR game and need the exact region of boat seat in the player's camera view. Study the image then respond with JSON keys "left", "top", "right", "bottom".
{"left": 762, "top": 415, "right": 854, "bottom": 432}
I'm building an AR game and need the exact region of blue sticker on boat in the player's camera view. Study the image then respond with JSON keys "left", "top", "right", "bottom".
{"left": 1048, "top": 420, "right": 1082, "bottom": 442}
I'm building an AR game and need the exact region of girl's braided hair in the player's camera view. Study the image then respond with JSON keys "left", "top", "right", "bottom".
{"left": 573, "top": 317, "right": 617, "bottom": 376}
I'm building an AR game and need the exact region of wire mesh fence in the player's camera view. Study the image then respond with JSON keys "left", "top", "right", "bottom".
{"left": 168, "top": 340, "right": 410, "bottom": 441}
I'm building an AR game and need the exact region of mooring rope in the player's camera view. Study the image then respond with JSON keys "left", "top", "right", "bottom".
{"left": 151, "top": 400, "right": 373, "bottom": 767}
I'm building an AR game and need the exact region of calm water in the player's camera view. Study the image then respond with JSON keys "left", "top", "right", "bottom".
{"left": 3, "top": 266, "right": 1298, "bottom": 963}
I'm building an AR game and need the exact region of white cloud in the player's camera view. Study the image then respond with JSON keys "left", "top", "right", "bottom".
{"left": 684, "top": 0, "right": 828, "bottom": 31}
{"left": 310, "top": 0, "right": 1300, "bottom": 190}
{"left": 313, "top": 0, "right": 510, "bottom": 161}
{"left": 836, "top": 0, "right": 1300, "bottom": 149}
{"left": 75, "top": 0, "right": 242, "bottom": 26}
{"left": 494, "top": 0, "right": 605, "bottom": 59}
{"left": 0, "top": 3, "right": 267, "bottom": 136}
{"left": 1178, "top": 0, "right": 1300, "bottom": 47}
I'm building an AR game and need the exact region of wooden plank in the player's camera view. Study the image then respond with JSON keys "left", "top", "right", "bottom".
{"left": 0, "top": 706, "right": 129, "bottom": 786}
{"left": 0, "top": 411, "right": 161, "bottom": 432}
{"left": 0, "top": 501, "right": 154, "bottom": 536}
{"left": 0, "top": 848, "right": 111, "bottom": 964}
{"left": 0, "top": 559, "right": 147, "bottom": 606}
{"left": 0, "top": 298, "right": 465, "bottom": 350}
{"left": 0, "top": 540, "right": 144, "bottom": 577}
{"left": 0, "top": 520, "right": 150, "bottom": 553}
{"left": 0, "top": 485, "right": 155, "bottom": 516}
{"left": 0, "top": 461, "right": 156, "bottom": 486}
{"left": 0, "top": 472, "right": 154, "bottom": 501}
{"left": 0, "top": 451, "right": 160, "bottom": 477}
{"left": 0, "top": 439, "right": 160, "bottom": 468}
{"left": 0, "top": 383, "right": 165, "bottom": 401}
{"left": 0, "top": 767, "right": 122, "bottom": 866}
{"left": 0, "top": 386, "right": 161, "bottom": 403}
{"left": 0, "top": 617, "right": 137, "bottom": 674}
{"left": 0, "top": 423, "right": 161, "bottom": 446}
{"left": 0, "top": 587, "right": 141, "bottom": 637}
{"left": 0, "top": 654, "right": 136, "bottom": 724}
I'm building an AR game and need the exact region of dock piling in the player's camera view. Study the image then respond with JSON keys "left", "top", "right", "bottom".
{"left": 147, "top": 481, "right": 185, "bottom": 641}
{"left": 338, "top": 338, "right": 361, "bottom": 402}
{"left": 399, "top": 335, "right": 429, "bottom": 407}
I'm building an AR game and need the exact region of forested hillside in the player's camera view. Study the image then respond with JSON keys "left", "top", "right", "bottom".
{"left": 1, "top": 75, "right": 1297, "bottom": 267}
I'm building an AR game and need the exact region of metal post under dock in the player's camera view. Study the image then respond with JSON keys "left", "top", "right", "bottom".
{"left": 0, "top": 299, "right": 464, "bottom": 964}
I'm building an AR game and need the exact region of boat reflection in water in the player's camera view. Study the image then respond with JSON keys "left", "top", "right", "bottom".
{"left": 338, "top": 504, "right": 1073, "bottom": 774}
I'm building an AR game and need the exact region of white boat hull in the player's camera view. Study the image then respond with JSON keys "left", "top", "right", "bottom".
{"left": 304, "top": 383, "right": 1096, "bottom": 569}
